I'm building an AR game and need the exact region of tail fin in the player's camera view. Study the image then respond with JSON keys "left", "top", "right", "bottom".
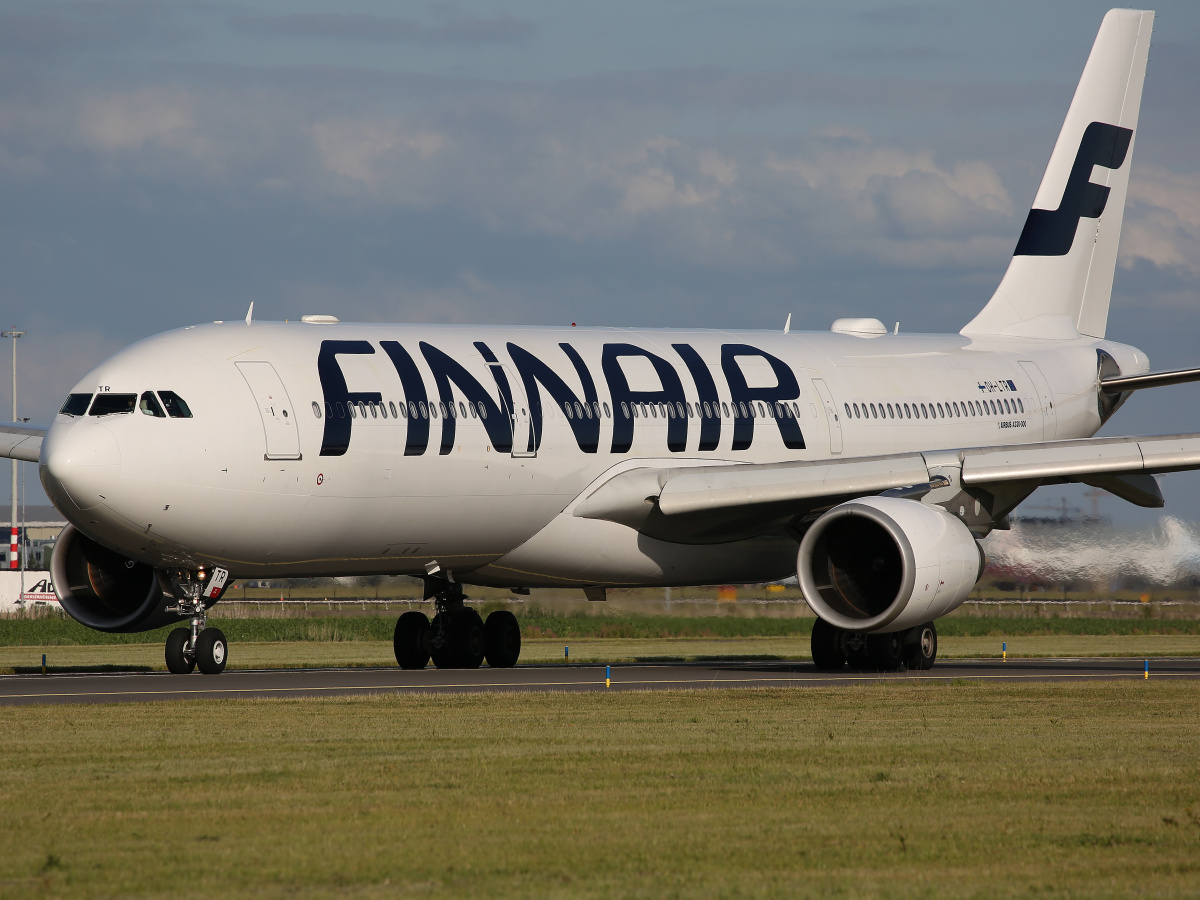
{"left": 962, "top": 9, "right": 1153, "bottom": 340}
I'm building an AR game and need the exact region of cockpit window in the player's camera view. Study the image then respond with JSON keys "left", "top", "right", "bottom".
{"left": 140, "top": 391, "right": 166, "bottom": 417}
{"left": 89, "top": 393, "right": 137, "bottom": 416}
{"left": 158, "top": 391, "right": 193, "bottom": 418}
{"left": 59, "top": 393, "right": 92, "bottom": 416}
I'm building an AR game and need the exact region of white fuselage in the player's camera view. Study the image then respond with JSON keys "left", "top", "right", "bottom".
{"left": 38, "top": 322, "right": 1147, "bottom": 587}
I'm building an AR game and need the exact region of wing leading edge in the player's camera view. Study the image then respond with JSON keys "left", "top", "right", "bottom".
{"left": 0, "top": 423, "right": 44, "bottom": 463}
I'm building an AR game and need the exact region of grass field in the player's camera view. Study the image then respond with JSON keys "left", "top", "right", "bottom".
{"left": 2, "top": 682, "right": 1199, "bottom": 898}
{"left": 5, "top": 633, "right": 1200, "bottom": 674}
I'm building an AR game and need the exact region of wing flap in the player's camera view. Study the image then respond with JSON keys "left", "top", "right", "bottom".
{"left": 0, "top": 424, "right": 44, "bottom": 463}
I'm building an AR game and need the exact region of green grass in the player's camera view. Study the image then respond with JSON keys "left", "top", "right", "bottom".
{"left": 4, "top": 610, "right": 1200, "bottom": 648}
{"left": 2, "top": 683, "right": 1199, "bottom": 898}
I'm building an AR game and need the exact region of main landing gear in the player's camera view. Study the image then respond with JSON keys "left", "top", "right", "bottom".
{"left": 811, "top": 618, "right": 937, "bottom": 672}
{"left": 164, "top": 574, "right": 227, "bottom": 675}
{"left": 392, "top": 575, "right": 521, "bottom": 670}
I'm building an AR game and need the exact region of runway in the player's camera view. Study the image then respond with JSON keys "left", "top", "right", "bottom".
{"left": 2, "top": 657, "right": 1198, "bottom": 705}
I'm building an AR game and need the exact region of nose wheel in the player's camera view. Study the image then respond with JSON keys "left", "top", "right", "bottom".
{"left": 164, "top": 570, "right": 229, "bottom": 675}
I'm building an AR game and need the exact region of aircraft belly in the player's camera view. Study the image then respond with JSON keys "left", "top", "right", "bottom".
{"left": 471, "top": 512, "right": 797, "bottom": 588}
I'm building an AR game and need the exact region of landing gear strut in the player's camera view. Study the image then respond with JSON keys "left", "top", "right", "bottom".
{"left": 391, "top": 573, "right": 522, "bottom": 670}
{"left": 810, "top": 619, "right": 937, "bottom": 672}
{"left": 164, "top": 571, "right": 227, "bottom": 675}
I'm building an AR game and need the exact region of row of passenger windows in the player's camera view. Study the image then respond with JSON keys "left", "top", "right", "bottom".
{"left": 844, "top": 396, "right": 1025, "bottom": 422}
{"left": 59, "top": 391, "right": 193, "bottom": 419}
{"left": 312, "top": 398, "right": 807, "bottom": 422}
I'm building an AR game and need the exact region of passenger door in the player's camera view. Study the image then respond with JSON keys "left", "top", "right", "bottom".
{"left": 236, "top": 361, "right": 302, "bottom": 460}
{"left": 811, "top": 378, "right": 843, "bottom": 454}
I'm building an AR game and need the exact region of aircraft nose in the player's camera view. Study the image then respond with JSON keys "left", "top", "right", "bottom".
{"left": 41, "top": 421, "right": 122, "bottom": 511}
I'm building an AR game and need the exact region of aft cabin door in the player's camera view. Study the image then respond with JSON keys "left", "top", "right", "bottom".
{"left": 811, "top": 378, "right": 843, "bottom": 454}
{"left": 1018, "top": 360, "right": 1057, "bottom": 441}
{"left": 236, "top": 361, "right": 302, "bottom": 460}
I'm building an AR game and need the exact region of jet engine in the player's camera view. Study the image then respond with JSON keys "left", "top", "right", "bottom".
{"left": 797, "top": 496, "right": 985, "bottom": 634}
{"left": 50, "top": 524, "right": 182, "bottom": 633}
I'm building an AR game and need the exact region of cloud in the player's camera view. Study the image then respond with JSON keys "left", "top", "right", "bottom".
{"left": 1121, "top": 166, "right": 1200, "bottom": 277}
{"left": 229, "top": 11, "right": 537, "bottom": 45}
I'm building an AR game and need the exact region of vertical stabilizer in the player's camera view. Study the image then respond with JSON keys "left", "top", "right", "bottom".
{"left": 962, "top": 9, "right": 1153, "bottom": 340}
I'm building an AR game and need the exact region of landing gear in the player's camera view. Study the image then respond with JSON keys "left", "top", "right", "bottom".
{"left": 905, "top": 621, "right": 938, "bottom": 670}
{"left": 810, "top": 620, "right": 938, "bottom": 672}
{"left": 394, "top": 611, "right": 432, "bottom": 669}
{"left": 395, "top": 573, "right": 523, "bottom": 670}
{"left": 430, "top": 608, "right": 486, "bottom": 669}
{"left": 164, "top": 570, "right": 228, "bottom": 675}
{"left": 484, "top": 610, "right": 521, "bottom": 668}
{"left": 165, "top": 628, "right": 195, "bottom": 674}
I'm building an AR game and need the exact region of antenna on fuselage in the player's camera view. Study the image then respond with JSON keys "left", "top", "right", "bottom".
{"left": 245, "top": 302, "right": 254, "bottom": 326}
{"left": 783, "top": 313, "right": 791, "bottom": 334}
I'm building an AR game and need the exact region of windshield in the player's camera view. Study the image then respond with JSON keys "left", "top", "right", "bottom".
{"left": 88, "top": 394, "right": 137, "bottom": 416}
{"left": 59, "top": 394, "right": 92, "bottom": 417}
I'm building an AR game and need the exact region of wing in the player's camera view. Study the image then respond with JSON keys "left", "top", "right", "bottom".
{"left": 574, "top": 433, "right": 1200, "bottom": 543}
{"left": 0, "top": 423, "right": 45, "bottom": 463}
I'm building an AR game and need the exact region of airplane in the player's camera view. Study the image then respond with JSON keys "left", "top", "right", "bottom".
{"left": 3, "top": 8, "right": 1196, "bottom": 676}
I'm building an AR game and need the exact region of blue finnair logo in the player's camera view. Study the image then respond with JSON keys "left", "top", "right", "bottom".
{"left": 1014, "top": 121, "right": 1133, "bottom": 257}
{"left": 317, "top": 340, "right": 807, "bottom": 457}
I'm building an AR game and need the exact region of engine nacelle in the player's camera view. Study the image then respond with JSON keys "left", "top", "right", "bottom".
{"left": 51, "top": 524, "right": 182, "bottom": 633}
{"left": 798, "top": 496, "right": 985, "bottom": 633}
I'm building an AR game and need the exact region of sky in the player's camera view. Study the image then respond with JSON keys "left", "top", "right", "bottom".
{"left": 3, "top": 0, "right": 1200, "bottom": 525}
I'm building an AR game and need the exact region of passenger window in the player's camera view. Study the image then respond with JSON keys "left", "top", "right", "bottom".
{"left": 140, "top": 392, "right": 166, "bottom": 417}
{"left": 952, "top": 402, "right": 959, "bottom": 417}
{"left": 158, "top": 391, "right": 193, "bottom": 418}
{"left": 89, "top": 393, "right": 137, "bottom": 416}
{"left": 1018, "top": 398, "right": 1024, "bottom": 413}
{"left": 478, "top": 403, "right": 487, "bottom": 420}
{"left": 59, "top": 393, "right": 92, "bottom": 416}
{"left": 603, "top": 402, "right": 611, "bottom": 418}
{"left": 936, "top": 403, "right": 943, "bottom": 418}
{"left": 370, "top": 402, "right": 379, "bottom": 419}
{"left": 325, "top": 402, "right": 333, "bottom": 419}
{"left": 722, "top": 402, "right": 730, "bottom": 418}
{"left": 845, "top": 403, "right": 852, "bottom": 418}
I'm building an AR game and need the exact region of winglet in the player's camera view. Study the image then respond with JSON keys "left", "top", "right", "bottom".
{"left": 783, "top": 313, "right": 792, "bottom": 334}
{"left": 245, "top": 302, "right": 254, "bottom": 326}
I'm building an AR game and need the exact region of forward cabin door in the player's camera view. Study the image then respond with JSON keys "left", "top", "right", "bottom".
{"left": 811, "top": 378, "right": 843, "bottom": 454}
{"left": 236, "top": 361, "right": 302, "bottom": 460}
{"left": 1019, "top": 360, "right": 1057, "bottom": 441}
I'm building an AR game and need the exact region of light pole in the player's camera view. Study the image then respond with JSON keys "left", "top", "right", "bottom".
{"left": 2, "top": 328, "right": 24, "bottom": 570}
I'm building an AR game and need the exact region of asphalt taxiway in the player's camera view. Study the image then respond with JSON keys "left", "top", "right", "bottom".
{"left": 2, "top": 657, "right": 1198, "bottom": 705}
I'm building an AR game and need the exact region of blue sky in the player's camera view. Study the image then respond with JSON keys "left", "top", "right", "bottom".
{"left": 3, "top": 1, "right": 1200, "bottom": 524}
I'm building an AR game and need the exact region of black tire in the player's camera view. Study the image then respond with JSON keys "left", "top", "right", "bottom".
{"left": 810, "top": 618, "right": 845, "bottom": 671}
{"left": 866, "top": 631, "right": 906, "bottom": 671}
{"left": 195, "top": 627, "right": 228, "bottom": 675}
{"left": 455, "top": 608, "right": 486, "bottom": 669}
{"left": 905, "top": 622, "right": 938, "bottom": 670}
{"left": 430, "top": 612, "right": 455, "bottom": 669}
{"left": 165, "top": 627, "right": 195, "bottom": 674}
{"left": 484, "top": 610, "right": 521, "bottom": 668}
{"left": 393, "top": 611, "right": 431, "bottom": 669}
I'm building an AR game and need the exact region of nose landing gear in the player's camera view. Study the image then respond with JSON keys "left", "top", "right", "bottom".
{"left": 164, "top": 569, "right": 229, "bottom": 675}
